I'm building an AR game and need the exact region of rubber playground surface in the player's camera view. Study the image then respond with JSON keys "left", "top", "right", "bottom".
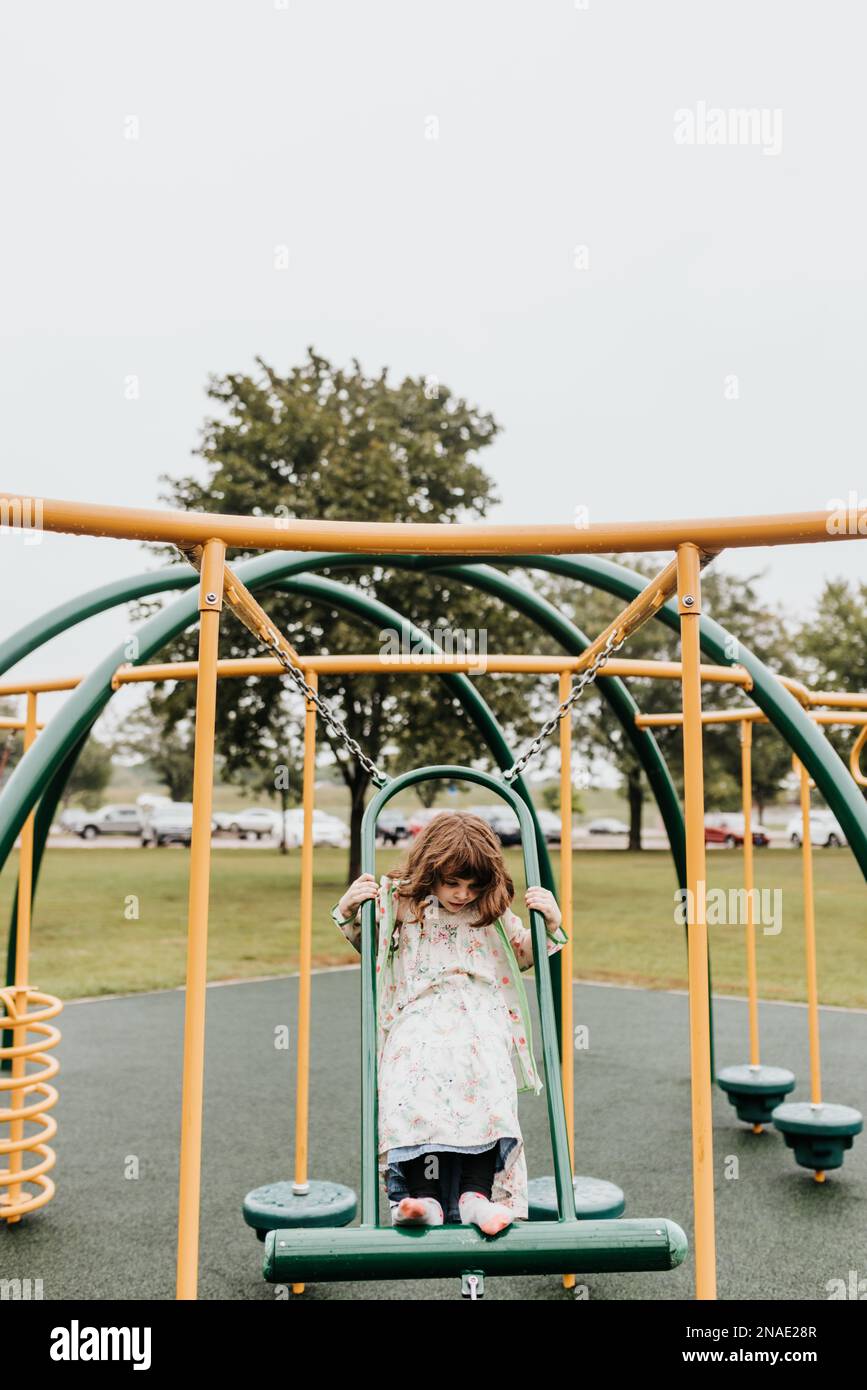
{"left": 5, "top": 970, "right": 865, "bottom": 1302}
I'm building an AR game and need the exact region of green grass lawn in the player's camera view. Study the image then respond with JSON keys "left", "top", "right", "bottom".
{"left": 1, "top": 846, "right": 864, "bottom": 1007}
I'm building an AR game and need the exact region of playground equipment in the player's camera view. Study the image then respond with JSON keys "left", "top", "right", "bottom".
{"left": 0, "top": 497, "right": 866, "bottom": 1301}
{"left": 234, "top": 556, "right": 691, "bottom": 1296}
{"left": 635, "top": 705, "right": 865, "bottom": 1172}
{"left": 0, "top": 689, "right": 62, "bottom": 1223}
{"left": 772, "top": 751, "right": 864, "bottom": 1176}
{"left": 263, "top": 763, "right": 686, "bottom": 1291}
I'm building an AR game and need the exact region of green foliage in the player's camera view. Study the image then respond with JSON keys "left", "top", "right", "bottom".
{"left": 141, "top": 349, "right": 552, "bottom": 875}
{"left": 797, "top": 577, "right": 867, "bottom": 803}
{"left": 63, "top": 735, "right": 113, "bottom": 810}
{"left": 540, "top": 781, "right": 583, "bottom": 815}
{"left": 111, "top": 701, "right": 197, "bottom": 802}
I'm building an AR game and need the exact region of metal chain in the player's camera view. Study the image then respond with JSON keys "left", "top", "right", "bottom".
{"left": 260, "top": 619, "right": 625, "bottom": 792}
{"left": 264, "top": 632, "right": 391, "bottom": 788}
{"left": 501, "top": 629, "right": 628, "bottom": 785}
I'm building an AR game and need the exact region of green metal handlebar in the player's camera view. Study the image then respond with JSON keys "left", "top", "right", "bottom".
{"left": 358, "top": 765, "right": 576, "bottom": 1228}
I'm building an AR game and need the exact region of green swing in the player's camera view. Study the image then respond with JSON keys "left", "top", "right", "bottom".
{"left": 264, "top": 763, "right": 687, "bottom": 1287}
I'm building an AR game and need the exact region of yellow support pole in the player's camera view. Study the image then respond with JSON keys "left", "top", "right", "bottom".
{"left": 740, "top": 721, "right": 762, "bottom": 1123}
{"left": 175, "top": 538, "right": 225, "bottom": 1301}
{"left": 558, "top": 670, "right": 576, "bottom": 1291}
{"left": 291, "top": 670, "right": 318, "bottom": 1296}
{"left": 6, "top": 690, "right": 38, "bottom": 1219}
{"left": 677, "top": 543, "right": 717, "bottom": 1301}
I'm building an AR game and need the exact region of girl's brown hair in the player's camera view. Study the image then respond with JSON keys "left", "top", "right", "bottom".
{"left": 391, "top": 812, "right": 514, "bottom": 928}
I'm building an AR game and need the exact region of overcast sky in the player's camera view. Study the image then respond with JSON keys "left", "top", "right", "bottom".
{"left": 2, "top": 0, "right": 865, "bottom": 726}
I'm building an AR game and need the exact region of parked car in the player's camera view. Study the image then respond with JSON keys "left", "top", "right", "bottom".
{"left": 704, "top": 825, "right": 770, "bottom": 848}
{"left": 786, "top": 811, "right": 847, "bottom": 848}
{"left": 586, "top": 817, "right": 629, "bottom": 835}
{"left": 57, "top": 808, "right": 86, "bottom": 834}
{"left": 376, "top": 810, "right": 409, "bottom": 845}
{"left": 141, "top": 802, "right": 194, "bottom": 847}
{"left": 77, "top": 804, "right": 143, "bottom": 839}
{"left": 283, "top": 809, "right": 350, "bottom": 848}
{"left": 704, "top": 812, "right": 770, "bottom": 848}
{"left": 213, "top": 807, "right": 280, "bottom": 840}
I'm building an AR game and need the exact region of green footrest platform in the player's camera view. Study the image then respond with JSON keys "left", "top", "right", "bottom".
{"left": 771, "top": 1101, "right": 863, "bottom": 1173}
{"left": 263, "top": 1217, "right": 687, "bottom": 1282}
{"left": 717, "top": 1064, "right": 796, "bottom": 1125}
{"left": 243, "top": 1179, "right": 357, "bottom": 1240}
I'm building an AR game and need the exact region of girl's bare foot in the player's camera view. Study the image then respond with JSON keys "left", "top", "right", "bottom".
{"left": 390, "top": 1196, "right": 443, "bottom": 1226}
{"left": 458, "top": 1190, "right": 513, "bottom": 1234}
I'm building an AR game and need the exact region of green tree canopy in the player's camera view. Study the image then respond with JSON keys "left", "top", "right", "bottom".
{"left": 140, "top": 349, "right": 558, "bottom": 878}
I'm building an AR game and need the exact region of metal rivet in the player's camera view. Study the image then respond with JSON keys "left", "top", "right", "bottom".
{"left": 682, "top": 594, "right": 695, "bottom": 607}
{"left": 206, "top": 592, "right": 217, "bottom": 603}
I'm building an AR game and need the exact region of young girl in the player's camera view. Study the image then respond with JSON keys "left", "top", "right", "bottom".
{"left": 330, "top": 811, "right": 568, "bottom": 1235}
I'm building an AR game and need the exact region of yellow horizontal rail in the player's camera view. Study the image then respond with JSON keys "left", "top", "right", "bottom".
{"left": 3, "top": 494, "right": 867, "bottom": 553}
{"left": 636, "top": 709, "right": 867, "bottom": 728}
{"left": 110, "top": 654, "right": 753, "bottom": 683}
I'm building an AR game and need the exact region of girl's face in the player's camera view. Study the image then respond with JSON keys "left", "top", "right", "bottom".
{"left": 433, "top": 873, "right": 482, "bottom": 912}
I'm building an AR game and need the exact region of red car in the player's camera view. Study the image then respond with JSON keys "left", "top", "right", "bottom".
{"left": 704, "top": 824, "right": 770, "bottom": 848}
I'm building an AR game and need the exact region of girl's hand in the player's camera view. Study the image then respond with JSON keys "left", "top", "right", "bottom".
{"left": 525, "top": 886, "right": 562, "bottom": 930}
{"left": 338, "top": 873, "right": 379, "bottom": 920}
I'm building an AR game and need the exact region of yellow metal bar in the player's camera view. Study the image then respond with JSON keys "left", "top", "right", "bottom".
{"left": 779, "top": 677, "right": 812, "bottom": 707}
{"left": 677, "top": 544, "right": 717, "bottom": 1301}
{"left": 636, "top": 709, "right": 867, "bottom": 729}
{"left": 0, "top": 677, "right": 80, "bottom": 697}
{"left": 795, "top": 757, "right": 823, "bottom": 1126}
{"left": 807, "top": 690, "right": 867, "bottom": 710}
{"left": 851, "top": 726, "right": 867, "bottom": 787}
{"left": 111, "top": 654, "right": 754, "bottom": 683}
{"left": 0, "top": 718, "right": 45, "bottom": 731}
{"left": 0, "top": 986, "right": 61, "bottom": 1222}
{"left": 740, "top": 721, "right": 761, "bottom": 1087}
{"left": 636, "top": 709, "right": 763, "bottom": 728}
{"left": 558, "top": 671, "right": 576, "bottom": 1292}
{"left": 575, "top": 557, "right": 686, "bottom": 669}
{"left": 8, "top": 493, "right": 867, "bottom": 552}
{"left": 175, "top": 538, "right": 225, "bottom": 1301}
{"left": 6, "top": 690, "right": 39, "bottom": 1219}
{"left": 177, "top": 545, "right": 301, "bottom": 671}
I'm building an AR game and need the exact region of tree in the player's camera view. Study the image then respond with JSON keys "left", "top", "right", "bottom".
{"left": 798, "top": 577, "right": 867, "bottom": 806}
{"left": 0, "top": 701, "right": 20, "bottom": 789}
{"left": 541, "top": 781, "right": 583, "bottom": 817}
{"left": 112, "top": 699, "right": 197, "bottom": 801}
{"left": 142, "top": 349, "right": 556, "bottom": 881}
{"left": 62, "top": 736, "right": 113, "bottom": 809}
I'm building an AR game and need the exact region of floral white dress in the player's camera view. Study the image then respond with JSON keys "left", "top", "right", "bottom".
{"left": 332, "top": 874, "right": 568, "bottom": 1221}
